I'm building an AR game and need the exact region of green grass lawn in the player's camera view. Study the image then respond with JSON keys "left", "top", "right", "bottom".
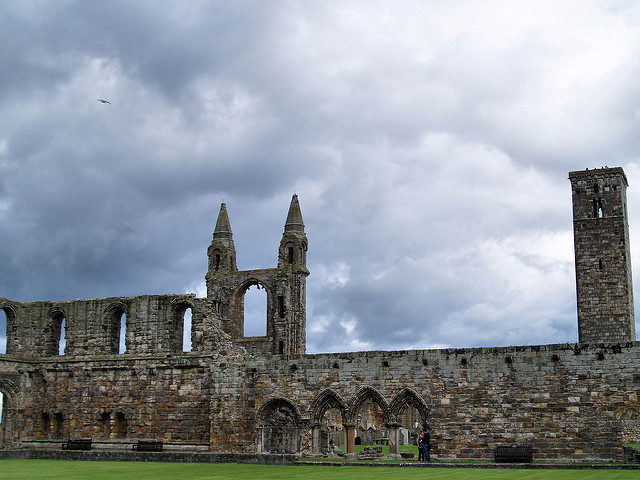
{"left": 0, "top": 460, "right": 639, "bottom": 480}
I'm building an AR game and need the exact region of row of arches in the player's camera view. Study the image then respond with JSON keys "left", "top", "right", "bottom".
{"left": 0, "top": 288, "right": 269, "bottom": 357}
{"left": 258, "top": 387, "right": 430, "bottom": 454}
{"left": 37, "top": 410, "right": 128, "bottom": 439}
{"left": 0, "top": 303, "right": 195, "bottom": 357}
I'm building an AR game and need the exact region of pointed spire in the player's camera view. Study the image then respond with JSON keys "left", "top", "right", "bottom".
{"left": 284, "top": 194, "right": 304, "bottom": 233}
{"left": 213, "top": 203, "right": 233, "bottom": 239}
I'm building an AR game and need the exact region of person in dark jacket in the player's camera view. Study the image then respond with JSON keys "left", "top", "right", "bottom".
{"left": 422, "top": 428, "right": 431, "bottom": 462}
{"left": 417, "top": 431, "right": 424, "bottom": 461}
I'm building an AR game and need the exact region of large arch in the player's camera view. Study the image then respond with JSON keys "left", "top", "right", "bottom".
{"left": 347, "top": 386, "right": 390, "bottom": 425}
{"left": 310, "top": 388, "right": 348, "bottom": 454}
{"left": 104, "top": 303, "right": 127, "bottom": 354}
{"left": 257, "top": 398, "right": 302, "bottom": 454}
{"left": 0, "top": 377, "right": 18, "bottom": 447}
{"left": 44, "top": 309, "right": 66, "bottom": 356}
{"left": 310, "top": 388, "right": 348, "bottom": 423}
{"left": 389, "top": 388, "right": 430, "bottom": 426}
{"left": 229, "top": 279, "right": 274, "bottom": 340}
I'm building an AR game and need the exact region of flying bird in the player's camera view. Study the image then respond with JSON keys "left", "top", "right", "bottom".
{"left": 97, "top": 99, "right": 111, "bottom": 104}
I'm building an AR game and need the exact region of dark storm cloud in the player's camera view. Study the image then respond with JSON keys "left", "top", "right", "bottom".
{"left": 1, "top": 1, "right": 639, "bottom": 352}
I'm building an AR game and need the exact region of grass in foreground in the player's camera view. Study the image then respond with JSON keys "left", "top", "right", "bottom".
{"left": 1, "top": 460, "right": 640, "bottom": 480}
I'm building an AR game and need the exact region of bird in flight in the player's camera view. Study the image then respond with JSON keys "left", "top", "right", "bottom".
{"left": 97, "top": 99, "right": 111, "bottom": 104}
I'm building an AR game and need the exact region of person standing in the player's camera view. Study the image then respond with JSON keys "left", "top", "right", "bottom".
{"left": 423, "top": 428, "right": 431, "bottom": 463}
{"left": 417, "top": 430, "right": 424, "bottom": 461}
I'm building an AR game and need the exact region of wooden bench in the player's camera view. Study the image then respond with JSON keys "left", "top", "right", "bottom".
{"left": 132, "top": 440, "right": 164, "bottom": 452}
{"left": 494, "top": 445, "right": 533, "bottom": 463}
{"left": 61, "top": 438, "right": 92, "bottom": 450}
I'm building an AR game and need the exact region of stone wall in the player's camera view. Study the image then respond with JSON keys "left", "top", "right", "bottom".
{"left": 1, "top": 341, "right": 638, "bottom": 460}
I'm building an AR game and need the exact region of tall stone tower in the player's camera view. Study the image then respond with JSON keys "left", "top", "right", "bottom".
{"left": 275, "top": 194, "right": 309, "bottom": 354}
{"left": 569, "top": 167, "right": 635, "bottom": 343}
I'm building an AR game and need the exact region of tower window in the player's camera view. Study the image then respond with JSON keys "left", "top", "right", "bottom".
{"left": 592, "top": 199, "right": 604, "bottom": 218}
{"left": 278, "top": 341, "right": 284, "bottom": 354}
{"left": 598, "top": 259, "right": 603, "bottom": 270}
{"left": 288, "top": 246, "right": 294, "bottom": 264}
{"left": 215, "top": 253, "right": 221, "bottom": 271}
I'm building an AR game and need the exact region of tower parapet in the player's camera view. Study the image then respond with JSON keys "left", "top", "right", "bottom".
{"left": 569, "top": 167, "right": 635, "bottom": 342}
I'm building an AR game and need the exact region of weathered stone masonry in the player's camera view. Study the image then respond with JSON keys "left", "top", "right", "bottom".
{"left": 0, "top": 169, "right": 639, "bottom": 460}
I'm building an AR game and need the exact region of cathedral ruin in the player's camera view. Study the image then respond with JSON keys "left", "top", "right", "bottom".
{"left": 0, "top": 167, "right": 639, "bottom": 460}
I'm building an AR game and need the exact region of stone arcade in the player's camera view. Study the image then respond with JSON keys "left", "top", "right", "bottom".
{"left": 0, "top": 168, "right": 639, "bottom": 460}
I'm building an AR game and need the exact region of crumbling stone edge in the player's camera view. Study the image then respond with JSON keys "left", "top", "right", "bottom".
{"left": 0, "top": 450, "right": 639, "bottom": 469}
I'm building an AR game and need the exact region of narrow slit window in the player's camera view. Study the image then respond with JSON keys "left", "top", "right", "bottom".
{"left": 0, "top": 309, "right": 7, "bottom": 354}
{"left": 182, "top": 307, "right": 192, "bottom": 352}
{"left": 42, "top": 413, "right": 50, "bottom": 437}
{"left": 597, "top": 199, "right": 604, "bottom": 218}
{"left": 278, "top": 341, "right": 284, "bottom": 354}
{"left": 599, "top": 259, "right": 603, "bottom": 270}
{"left": 58, "top": 318, "right": 66, "bottom": 356}
{"left": 288, "top": 246, "right": 294, "bottom": 264}
{"left": 593, "top": 183, "right": 599, "bottom": 193}
{"left": 277, "top": 296, "right": 285, "bottom": 318}
{"left": 53, "top": 412, "right": 63, "bottom": 438}
{"left": 215, "top": 253, "right": 221, "bottom": 271}
{"left": 119, "top": 314, "right": 127, "bottom": 354}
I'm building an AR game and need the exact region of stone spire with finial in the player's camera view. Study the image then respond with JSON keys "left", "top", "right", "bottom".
{"left": 284, "top": 194, "right": 305, "bottom": 233}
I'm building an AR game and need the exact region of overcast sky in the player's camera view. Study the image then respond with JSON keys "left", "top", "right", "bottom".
{"left": 1, "top": 1, "right": 640, "bottom": 354}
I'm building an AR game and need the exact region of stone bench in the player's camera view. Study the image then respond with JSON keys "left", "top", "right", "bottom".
{"left": 494, "top": 445, "right": 532, "bottom": 463}
{"left": 132, "top": 440, "right": 163, "bottom": 452}
{"left": 61, "top": 438, "right": 92, "bottom": 451}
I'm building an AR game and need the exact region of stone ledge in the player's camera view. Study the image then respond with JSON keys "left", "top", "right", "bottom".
{"left": 0, "top": 450, "right": 296, "bottom": 465}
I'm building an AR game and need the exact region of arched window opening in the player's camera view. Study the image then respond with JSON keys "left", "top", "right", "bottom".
{"left": 215, "top": 252, "right": 221, "bottom": 271}
{"left": 183, "top": 307, "right": 192, "bottom": 352}
{"left": 46, "top": 311, "right": 66, "bottom": 356}
{"left": 0, "top": 309, "right": 6, "bottom": 354}
{"left": 288, "top": 246, "right": 294, "bottom": 264}
{"left": 114, "top": 412, "right": 127, "bottom": 438}
{"left": 260, "top": 399, "right": 301, "bottom": 454}
{"left": 244, "top": 285, "right": 267, "bottom": 337}
{"left": 593, "top": 198, "right": 604, "bottom": 218}
{"left": 119, "top": 314, "right": 127, "bottom": 354}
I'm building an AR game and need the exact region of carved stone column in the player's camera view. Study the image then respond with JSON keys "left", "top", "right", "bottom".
{"left": 387, "top": 422, "right": 402, "bottom": 454}
{"left": 344, "top": 423, "right": 356, "bottom": 454}
{"left": 311, "top": 423, "right": 322, "bottom": 454}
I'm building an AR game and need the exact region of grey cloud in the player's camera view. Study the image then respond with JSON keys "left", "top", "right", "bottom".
{"left": 1, "top": 1, "right": 639, "bottom": 352}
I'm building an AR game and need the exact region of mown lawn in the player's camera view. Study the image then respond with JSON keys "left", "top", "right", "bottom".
{"left": 0, "top": 460, "right": 640, "bottom": 480}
